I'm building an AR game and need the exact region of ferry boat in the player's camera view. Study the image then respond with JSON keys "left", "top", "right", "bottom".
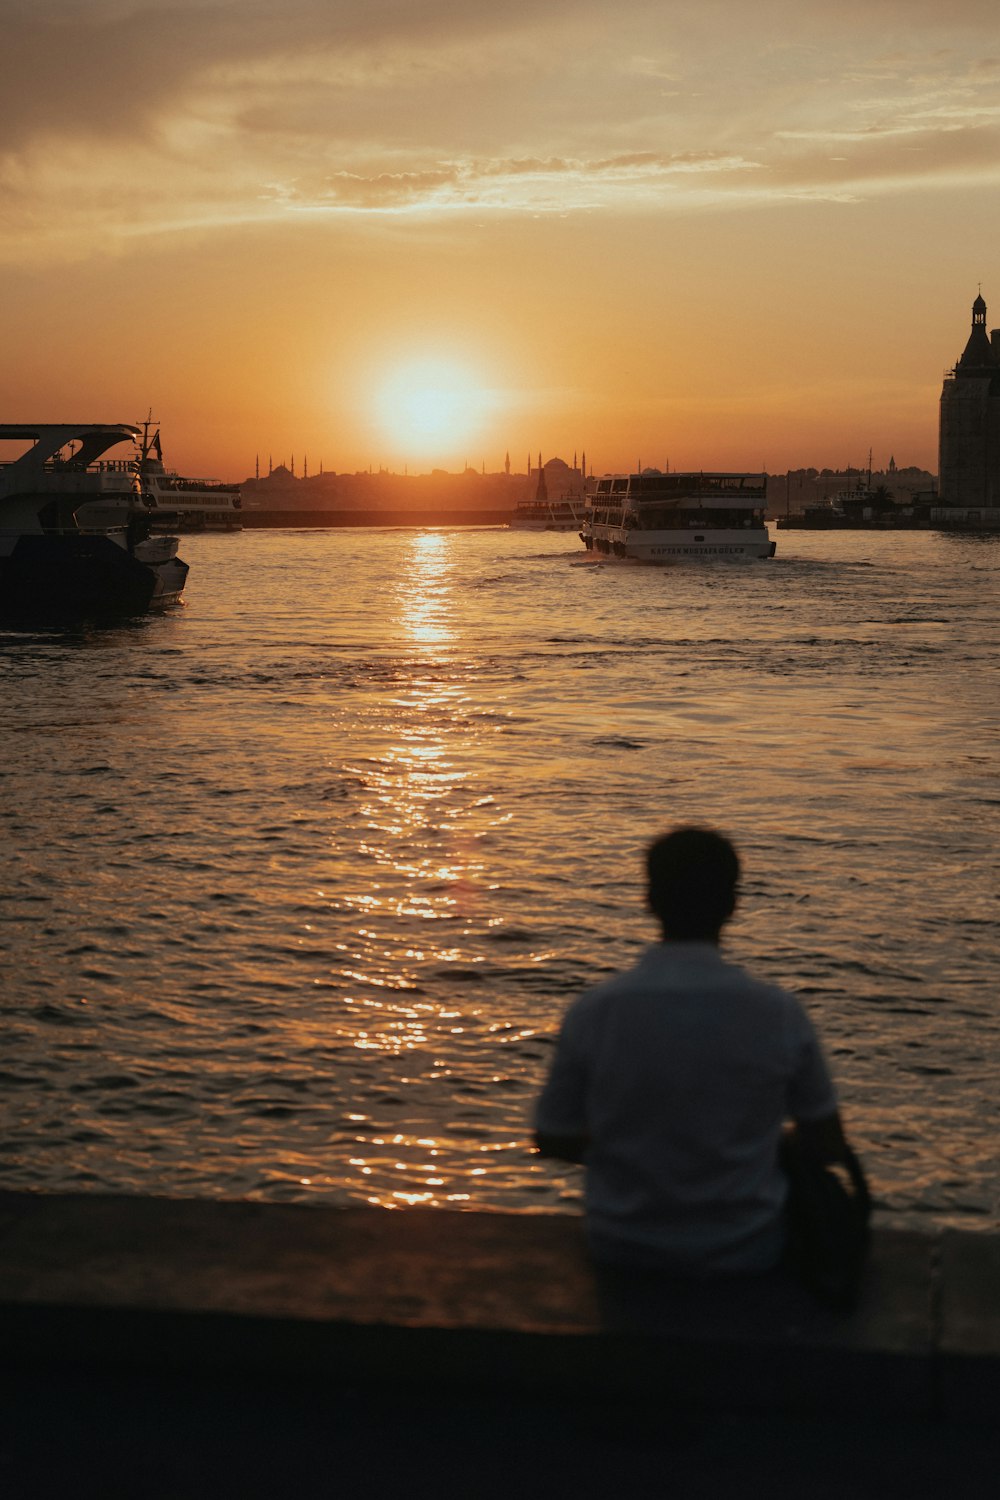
{"left": 0, "top": 423, "right": 189, "bottom": 617}
{"left": 581, "top": 472, "right": 775, "bottom": 562}
{"left": 140, "top": 421, "right": 242, "bottom": 532}
{"left": 509, "top": 495, "right": 587, "bottom": 531}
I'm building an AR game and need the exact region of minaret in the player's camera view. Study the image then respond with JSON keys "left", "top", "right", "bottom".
{"left": 304, "top": 454, "right": 309, "bottom": 479}
{"left": 505, "top": 451, "right": 510, "bottom": 476}
{"left": 255, "top": 453, "right": 259, "bottom": 481}
{"left": 535, "top": 454, "right": 548, "bottom": 502}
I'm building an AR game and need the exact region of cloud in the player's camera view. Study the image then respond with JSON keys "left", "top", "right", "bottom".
{"left": 0, "top": 1, "right": 592, "bottom": 149}
{"left": 769, "top": 122, "right": 1000, "bottom": 196}
{"left": 2, "top": 0, "right": 1000, "bottom": 263}
{"left": 280, "top": 151, "right": 765, "bottom": 215}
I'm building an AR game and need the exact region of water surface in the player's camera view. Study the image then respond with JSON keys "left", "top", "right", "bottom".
{"left": 2, "top": 526, "right": 997, "bottom": 1229}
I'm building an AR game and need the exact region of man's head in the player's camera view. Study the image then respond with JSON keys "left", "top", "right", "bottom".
{"left": 646, "top": 826, "right": 740, "bottom": 942}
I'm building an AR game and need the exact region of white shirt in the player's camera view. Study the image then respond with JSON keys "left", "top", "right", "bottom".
{"left": 535, "top": 942, "right": 838, "bottom": 1274}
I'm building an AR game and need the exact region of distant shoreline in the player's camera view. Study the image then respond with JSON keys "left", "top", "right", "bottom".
{"left": 240, "top": 508, "right": 513, "bottom": 528}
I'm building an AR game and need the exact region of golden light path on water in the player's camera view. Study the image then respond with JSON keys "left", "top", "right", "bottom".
{"left": 326, "top": 532, "right": 522, "bottom": 1208}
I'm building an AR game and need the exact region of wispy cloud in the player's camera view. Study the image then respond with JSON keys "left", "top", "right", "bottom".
{"left": 283, "top": 152, "right": 764, "bottom": 213}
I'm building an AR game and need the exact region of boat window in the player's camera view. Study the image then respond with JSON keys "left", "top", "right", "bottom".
{"left": 632, "top": 506, "right": 765, "bottom": 530}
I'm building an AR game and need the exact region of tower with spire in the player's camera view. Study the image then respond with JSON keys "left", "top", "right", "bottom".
{"left": 939, "top": 290, "right": 1000, "bottom": 506}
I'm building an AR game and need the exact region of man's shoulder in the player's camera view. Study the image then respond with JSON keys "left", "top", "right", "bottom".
{"left": 583, "top": 940, "right": 690, "bottom": 990}
{"left": 711, "top": 956, "right": 814, "bottom": 1021}
{"left": 569, "top": 944, "right": 809, "bottom": 1018}
{"left": 558, "top": 952, "right": 654, "bottom": 1025}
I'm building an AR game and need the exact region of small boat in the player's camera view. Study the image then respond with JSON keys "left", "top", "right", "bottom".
{"left": 509, "top": 495, "right": 587, "bottom": 531}
{"left": 0, "top": 423, "right": 189, "bottom": 618}
{"left": 509, "top": 452, "right": 586, "bottom": 531}
{"left": 581, "top": 472, "right": 775, "bottom": 562}
{"left": 139, "top": 419, "right": 242, "bottom": 532}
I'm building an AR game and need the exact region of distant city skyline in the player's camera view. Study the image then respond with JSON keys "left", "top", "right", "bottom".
{"left": 3, "top": 3, "right": 999, "bottom": 479}
{"left": 246, "top": 452, "right": 934, "bottom": 482}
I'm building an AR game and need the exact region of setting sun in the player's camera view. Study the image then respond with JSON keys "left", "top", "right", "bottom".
{"left": 374, "top": 359, "right": 494, "bottom": 460}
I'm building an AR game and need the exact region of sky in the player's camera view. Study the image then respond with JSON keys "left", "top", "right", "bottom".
{"left": 3, "top": 0, "right": 1000, "bottom": 479}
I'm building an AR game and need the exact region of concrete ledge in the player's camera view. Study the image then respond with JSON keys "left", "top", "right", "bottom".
{"left": 0, "top": 1191, "right": 994, "bottom": 1424}
{"left": 939, "top": 1228, "right": 1000, "bottom": 1422}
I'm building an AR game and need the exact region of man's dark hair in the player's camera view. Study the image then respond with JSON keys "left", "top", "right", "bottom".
{"left": 646, "top": 826, "right": 741, "bottom": 941}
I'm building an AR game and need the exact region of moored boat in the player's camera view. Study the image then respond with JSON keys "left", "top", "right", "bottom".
{"left": 0, "top": 423, "right": 189, "bottom": 618}
{"left": 581, "top": 472, "right": 775, "bottom": 562}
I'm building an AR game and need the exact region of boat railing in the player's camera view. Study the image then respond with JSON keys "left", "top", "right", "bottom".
{"left": 0, "top": 457, "right": 137, "bottom": 475}
{"left": 155, "top": 478, "right": 240, "bottom": 493}
{"left": 514, "top": 496, "right": 584, "bottom": 513}
{"left": 94, "top": 459, "right": 139, "bottom": 474}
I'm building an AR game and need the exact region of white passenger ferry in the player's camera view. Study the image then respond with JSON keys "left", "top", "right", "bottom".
{"left": 581, "top": 472, "right": 775, "bottom": 562}
{"left": 139, "top": 422, "right": 242, "bottom": 532}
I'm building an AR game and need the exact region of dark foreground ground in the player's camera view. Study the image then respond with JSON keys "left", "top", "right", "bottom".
{"left": 4, "top": 1365, "right": 999, "bottom": 1500}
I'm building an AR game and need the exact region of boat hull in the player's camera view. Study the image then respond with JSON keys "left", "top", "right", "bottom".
{"left": 149, "top": 514, "right": 242, "bottom": 534}
{"left": 0, "top": 533, "right": 188, "bottom": 619}
{"left": 585, "top": 526, "right": 775, "bottom": 562}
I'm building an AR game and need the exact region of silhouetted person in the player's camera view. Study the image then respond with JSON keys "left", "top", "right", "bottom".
{"left": 535, "top": 826, "right": 850, "bottom": 1279}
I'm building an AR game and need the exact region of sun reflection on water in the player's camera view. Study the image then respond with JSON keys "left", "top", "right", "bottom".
{"left": 316, "top": 528, "right": 522, "bottom": 1206}
{"left": 398, "top": 530, "right": 453, "bottom": 649}
{"left": 342, "top": 1124, "right": 532, "bottom": 1210}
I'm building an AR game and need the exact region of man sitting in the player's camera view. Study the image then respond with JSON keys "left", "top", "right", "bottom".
{"left": 535, "top": 826, "right": 851, "bottom": 1277}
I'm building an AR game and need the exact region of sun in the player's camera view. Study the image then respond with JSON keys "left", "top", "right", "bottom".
{"left": 374, "top": 358, "right": 492, "bottom": 459}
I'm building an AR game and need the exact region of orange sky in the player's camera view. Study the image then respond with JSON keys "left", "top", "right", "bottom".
{"left": 3, "top": 1, "right": 1000, "bottom": 479}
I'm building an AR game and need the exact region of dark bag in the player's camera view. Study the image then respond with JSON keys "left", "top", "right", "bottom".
{"left": 780, "top": 1128, "right": 872, "bottom": 1313}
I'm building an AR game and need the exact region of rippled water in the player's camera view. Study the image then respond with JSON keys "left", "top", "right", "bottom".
{"left": 2, "top": 526, "right": 998, "bottom": 1230}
